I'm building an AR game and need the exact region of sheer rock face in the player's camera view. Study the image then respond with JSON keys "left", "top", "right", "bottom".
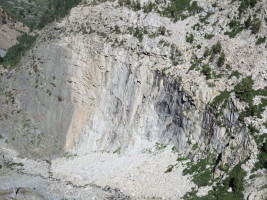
{"left": 0, "top": 2, "right": 258, "bottom": 167}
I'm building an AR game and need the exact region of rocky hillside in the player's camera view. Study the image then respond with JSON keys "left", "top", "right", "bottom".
{"left": 0, "top": 0, "right": 266, "bottom": 199}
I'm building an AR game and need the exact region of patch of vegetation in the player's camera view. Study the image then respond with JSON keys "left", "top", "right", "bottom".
{"left": 252, "top": 140, "right": 267, "bottom": 172}
{"left": 248, "top": 123, "right": 259, "bottom": 134}
{"left": 201, "top": 64, "right": 212, "bottom": 79}
{"left": 182, "top": 162, "right": 247, "bottom": 200}
{"left": 232, "top": 0, "right": 259, "bottom": 16}
{"left": 204, "top": 34, "right": 215, "bottom": 40}
{"left": 165, "top": 164, "right": 176, "bottom": 173}
{"left": 171, "top": 146, "right": 179, "bottom": 153}
{"left": 114, "top": 25, "right": 121, "bottom": 34}
{"left": 0, "top": 0, "right": 81, "bottom": 67}
{"left": 234, "top": 77, "right": 254, "bottom": 104}
{"left": 0, "top": 34, "right": 37, "bottom": 67}
{"left": 224, "top": 20, "right": 244, "bottom": 38}
{"left": 208, "top": 82, "right": 216, "bottom": 88}
{"left": 170, "top": 45, "right": 183, "bottom": 66}
{"left": 217, "top": 52, "right": 225, "bottom": 67}
{"left": 256, "top": 36, "right": 266, "bottom": 45}
{"left": 118, "top": 0, "right": 142, "bottom": 11}
{"left": 212, "top": 77, "right": 267, "bottom": 120}
{"left": 183, "top": 155, "right": 215, "bottom": 187}
{"left": 0, "top": 0, "right": 82, "bottom": 30}
{"left": 64, "top": 152, "right": 78, "bottom": 159}
{"left": 199, "top": 13, "right": 212, "bottom": 24}
{"left": 58, "top": 96, "right": 63, "bottom": 102}
{"left": 7, "top": 162, "right": 24, "bottom": 168}
{"left": 161, "top": 0, "right": 203, "bottom": 21}
{"left": 192, "top": 23, "right": 202, "bottom": 31}
{"left": 113, "top": 147, "right": 121, "bottom": 154}
{"left": 186, "top": 33, "right": 194, "bottom": 43}
{"left": 133, "top": 27, "right": 144, "bottom": 42}
{"left": 192, "top": 143, "right": 198, "bottom": 150}
{"left": 158, "top": 26, "right": 166, "bottom": 36}
{"left": 38, "top": 0, "right": 82, "bottom": 29}
{"left": 211, "top": 41, "right": 222, "bottom": 54}
{"left": 250, "top": 18, "right": 261, "bottom": 34}
{"left": 228, "top": 70, "right": 241, "bottom": 79}
{"left": 187, "top": 57, "right": 203, "bottom": 72}
{"left": 143, "top": 2, "right": 156, "bottom": 13}
{"left": 196, "top": 44, "right": 201, "bottom": 49}
{"left": 155, "top": 142, "right": 167, "bottom": 150}
{"left": 210, "top": 90, "right": 231, "bottom": 109}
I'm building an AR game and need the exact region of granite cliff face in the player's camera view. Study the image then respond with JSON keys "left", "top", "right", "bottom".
{"left": 0, "top": 0, "right": 266, "bottom": 199}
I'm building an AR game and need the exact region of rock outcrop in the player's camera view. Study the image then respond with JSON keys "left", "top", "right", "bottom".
{"left": 0, "top": 0, "right": 266, "bottom": 199}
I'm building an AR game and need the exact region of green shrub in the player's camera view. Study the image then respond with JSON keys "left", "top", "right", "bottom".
{"left": 210, "top": 90, "right": 230, "bottom": 108}
{"left": 203, "top": 48, "right": 211, "bottom": 58}
{"left": 248, "top": 123, "right": 259, "bottom": 134}
{"left": 217, "top": 52, "right": 225, "bottom": 67}
{"left": 187, "top": 57, "right": 203, "bottom": 72}
{"left": 251, "top": 18, "right": 261, "bottom": 34}
{"left": 199, "top": 13, "right": 212, "bottom": 24}
{"left": 133, "top": 27, "right": 143, "bottom": 42}
{"left": 245, "top": 15, "right": 252, "bottom": 29}
{"left": 155, "top": 142, "right": 167, "bottom": 150}
{"left": 204, "top": 34, "right": 214, "bottom": 39}
{"left": 253, "top": 141, "right": 267, "bottom": 171}
{"left": 196, "top": 44, "right": 201, "bottom": 49}
{"left": 233, "top": 0, "right": 259, "bottom": 16}
{"left": 234, "top": 77, "right": 254, "bottom": 104}
{"left": 186, "top": 33, "right": 194, "bottom": 43}
{"left": 224, "top": 20, "right": 243, "bottom": 38}
{"left": 114, "top": 25, "right": 121, "bottom": 34}
{"left": 211, "top": 41, "right": 222, "bottom": 54}
{"left": 201, "top": 64, "right": 212, "bottom": 79}
{"left": 143, "top": 2, "right": 155, "bottom": 13}
{"left": 228, "top": 70, "right": 241, "bottom": 79}
{"left": 170, "top": 46, "right": 182, "bottom": 66}
{"left": 256, "top": 36, "right": 266, "bottom": 45}
{"left": 159, "top": 26, "right": 166, "bottom": 35}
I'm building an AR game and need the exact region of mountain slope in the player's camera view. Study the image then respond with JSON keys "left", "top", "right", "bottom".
{"left": 0, "top": 0, "right": 266, "bottom": 199}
